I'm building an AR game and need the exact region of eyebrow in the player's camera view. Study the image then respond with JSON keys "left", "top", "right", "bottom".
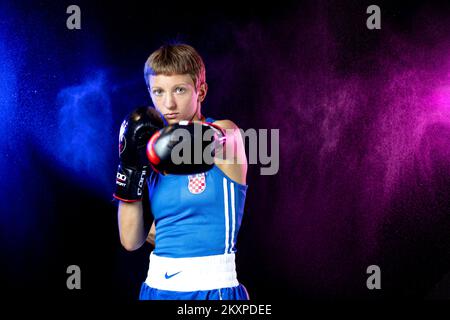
{"left": 151, "top": 83, "right": 192, "bottom": 90}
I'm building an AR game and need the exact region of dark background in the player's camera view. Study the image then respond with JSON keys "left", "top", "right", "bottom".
{"left": 1, "top": 0, "right": 450, "bottom": 302}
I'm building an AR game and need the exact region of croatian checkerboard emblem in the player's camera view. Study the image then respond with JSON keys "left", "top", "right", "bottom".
{"left": 188, "top": 173, "right": 206, "bottom": 194}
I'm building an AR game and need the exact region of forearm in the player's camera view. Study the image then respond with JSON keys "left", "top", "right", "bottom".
{"left": 146, "top": 221, "right": 156, "bottom": 247}
{"left": 118, "top": 201, "right": 146, "bottom": 251}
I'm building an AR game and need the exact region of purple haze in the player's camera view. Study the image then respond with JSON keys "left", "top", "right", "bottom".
{"left": 204, "top": 4, "right": 450, "bottom": 297}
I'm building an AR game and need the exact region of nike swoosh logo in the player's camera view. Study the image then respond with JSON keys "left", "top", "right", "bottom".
{"left": 165, "top": 271, "right": 182, "bottom": 279}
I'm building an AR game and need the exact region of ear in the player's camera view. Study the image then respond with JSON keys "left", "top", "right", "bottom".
{"left": 197, "top": 82, "right": 208, "bottom": 103}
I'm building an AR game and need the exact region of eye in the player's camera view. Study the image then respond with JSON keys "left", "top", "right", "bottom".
{"left": 152, "top": 89, "right": 163, "bottom": 96}
{"left": 175, "top": 87, "right": 186, "bottom": 94}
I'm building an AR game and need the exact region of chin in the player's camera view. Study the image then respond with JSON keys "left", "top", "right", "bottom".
{"left": 166, "top": 119, "right": 179, "bottom": 125}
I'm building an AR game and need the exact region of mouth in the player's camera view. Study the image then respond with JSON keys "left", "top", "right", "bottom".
{"left": 165, "top": 113, "right": 179, "bottom": 119}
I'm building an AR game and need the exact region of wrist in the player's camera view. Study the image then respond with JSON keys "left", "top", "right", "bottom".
{"left": 113, "top": 164, "right": 149, "bottom": 202}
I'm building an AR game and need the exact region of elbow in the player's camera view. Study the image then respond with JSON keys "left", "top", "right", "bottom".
{"left": 120, "top": 238, "right": 143, "bottom": 252}
{"left": 122, "top": 243, "right": 138, "bottom": 252}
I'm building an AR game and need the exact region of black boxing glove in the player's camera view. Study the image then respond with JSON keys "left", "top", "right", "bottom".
{"left": 146, "top": 121, "right": 226, "bottom": 175}
{"left": 113, "top": 106, "right": 165, "bottom": 202}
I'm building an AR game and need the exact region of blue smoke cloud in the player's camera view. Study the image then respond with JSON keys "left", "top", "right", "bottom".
{"left": 0, "top": 3, "right": 25, "bottom": 232}
{"left": 0, "top": 41, "right": 17, "bottom": 159}
{"left": 53, "top": 72, "right": 114, "bottom": 198}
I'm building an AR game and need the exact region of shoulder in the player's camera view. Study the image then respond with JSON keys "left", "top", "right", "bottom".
{"left": 212, "top": 119, "right": 240, "bottom": 130}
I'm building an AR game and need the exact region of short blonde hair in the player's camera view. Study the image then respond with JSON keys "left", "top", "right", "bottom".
{"left": 144, "top": 43, "right": 206, "bottom": 91}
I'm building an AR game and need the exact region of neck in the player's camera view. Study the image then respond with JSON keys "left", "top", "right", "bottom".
{"left": 189, "top": 103, "right": 204, "bottom": 122}
{"left": 193, "top": 114, "right": 205, "bottom": 121}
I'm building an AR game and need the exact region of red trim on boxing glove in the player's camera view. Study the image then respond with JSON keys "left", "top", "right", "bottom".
{"left": 147, "top": 130, "right": 161, "bottom": 166}
{"left": 112, "top": 193, "right": 142, "bottom": 203}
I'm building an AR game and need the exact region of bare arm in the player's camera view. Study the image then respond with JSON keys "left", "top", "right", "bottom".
{"left": 146, "top": 221, "right": 156, "bottom": 247}
{"left": 213, "top": 120, "right": 248, "bottom": 185}
{"left": 118, "top": 201, "right": 147, "bottom": 251}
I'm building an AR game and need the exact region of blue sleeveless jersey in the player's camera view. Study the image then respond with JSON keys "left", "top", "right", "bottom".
{"left": 147, "top": 117, "right": 248, "bottom": 258}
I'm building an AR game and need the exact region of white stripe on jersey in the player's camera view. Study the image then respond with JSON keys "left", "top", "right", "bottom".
{"left": 230, "top": 182, "right": 236, "bottom": 253}
{"left": 223, "top": 178, "right": 229, "bottom": 254}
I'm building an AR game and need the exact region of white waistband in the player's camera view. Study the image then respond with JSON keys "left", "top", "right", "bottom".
{"left": 144, "top": 252, "right": 239, "bottom": 292}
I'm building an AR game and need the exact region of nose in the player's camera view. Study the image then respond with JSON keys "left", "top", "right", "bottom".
{"left": 163, "top": 92, "right": 176, "bottom": 110}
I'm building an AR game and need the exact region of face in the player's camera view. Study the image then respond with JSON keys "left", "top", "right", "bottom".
{"left": 148, "top": 74, "right": 207, "bottom": 124}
